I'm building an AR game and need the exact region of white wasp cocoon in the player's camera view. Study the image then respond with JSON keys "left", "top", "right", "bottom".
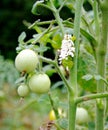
{"left": 58, "top": 34, "right": 75, "bottom": 64}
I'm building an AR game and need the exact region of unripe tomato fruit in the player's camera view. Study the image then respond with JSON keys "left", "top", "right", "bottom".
{"left": 76, "top": 107, "right": 89, "bottom": 124}
{"left": 17, "top": 84, "right": 29, "bottom": 97}
{"left": 49, "top": 110, "right": 56, "bottom": 120}
{"left": 15, "top": 49, "right": 38, "bottom": 73}
{"left": 29, "top": 73, "right": 51, "bottom": 94}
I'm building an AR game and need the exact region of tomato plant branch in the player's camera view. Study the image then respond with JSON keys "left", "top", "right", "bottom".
{"left": 95, "top": 1, "right": 108, "bottom": 129}
{"left": 75, "top": 92, "right": 108, "bottom": 104}
{"left": 49, "top": 0, "right": 64, "bottom": 36}
{"left": 58, "top": 0, "right": 67, "bottom": 12}
{"left": 27, "top": 19, "right": 98, "bottom": 49}
{"left": 48, "top": 92, "right": 59, "bottom": 119}
{"left": 25, "top": 24, "right": 53, "bottom": 45}
{"left": 31, "top": 23, "right": 53, "bottom": 44}
{"left": 69, "top": 0, "right": 83, "bottom": 95}
{"left": 28, "top": 19, "right": 56, "bottom": 29}
{"left": 101, "top": 78, "right": 108, "bottom": 87}
{"left": 68, "top": 94, "right": 77, "bottom": 130}
{"left": 93, "top": 0, "right": 100, "bottom": 41}
{"left": 68, "top": 1, "right": 84, "bottom": 130}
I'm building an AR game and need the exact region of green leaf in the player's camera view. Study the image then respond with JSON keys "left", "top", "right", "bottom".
{"left": 43, "top": 65, "right": 56, "bottom": 76}
{"left": 62, "top": 56, "right": 74, "bottom": 69}
{"left": 40, "top": 33, "right": 52, "bottom": 44}
{"left": 82, "top": 74, "right": 93, "bottom": 81}
{"left": 94, "top": 75, "right": 102, "bottom": 81}
{"left": 38, "top": 94, "right": 50, "bottom": 105}
{"left": 18, "top": 32, "right": 26, "bottom": 44}
{"left": 57, "top": 118, "right": 68, "bottom": 129}
{"left": 53, "top": 97, "right": 60, "bottom": 108}
{"left": 53, "top": 0, "right": 62, "bottom": 8}
{"left": 52, "top": 33, "right": 62, "bottom": 49}
{"left": 93, "top": 75, "right": 108, "bottom": 86}
{"left": 15, "top": 76, "right": 25, "bottom": 84}
{"left": 34, "top": 45, "right": 49, "bottom": 53}
{"left": 31, "top": 1, "right": 53, "bottom": 16}
{"left": 77, "top": 45, "right": 97, "bottom": 92}
{"left": 63, "top": 20, "right": 97, "bottom": 46}
{"left": 51, "top": 81, "right": 64, "bottom": 90}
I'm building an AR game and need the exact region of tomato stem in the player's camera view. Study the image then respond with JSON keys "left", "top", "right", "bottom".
{"left": 49, "top": 0, "right": 64, "bottom": 36}
{"left": 76, "top": 92, "right": 108, "bottom": 104}
{"left": 69, "top": 0, "right": 84, "bottom": 97}
{"left": 48, "top": 92, "right": 59, "bottom": 119}
{"left": 95, "top": 1, "right": 108, "bottom": 130}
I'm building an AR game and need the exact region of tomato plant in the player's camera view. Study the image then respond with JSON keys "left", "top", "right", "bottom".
{"left": 14, "top": 0, "right": 108, "bottom": 130}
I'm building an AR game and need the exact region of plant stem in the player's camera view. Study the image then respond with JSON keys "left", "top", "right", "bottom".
{"left": 95, "top": 1, "right": 108, "bottom": 130}
{"left": 58, "top": 0, "right": 67, "bottom": 12}
{"left": 93, "top": 0, "right": 100, "bottom": 40}
{"left": 32, "top": 23, "right": 52, "bottom": 44}
{"left": 50, "top": 0, "right": 64, "bottom": 36}
{"left": 54, "top": 12, "right": 64, "bottom": 36}
{"left": 69, "top": 0, "right": 83, "bottom": 95}
{"left": 68, "top": 93, "right": 77, "bottom": 130}
{"left": 76, "top": 92, "right": 108, "bottom": 104}
{"left": 68, "top": 1, "right": 83, "bottom": 130}
{"left": 48, "top": 92, "right": 59, "bottom": 119}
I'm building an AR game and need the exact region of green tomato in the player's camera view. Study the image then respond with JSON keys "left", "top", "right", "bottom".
{"left": 49, "top": 109, "right": 56, "bottom": 121}
{"left": 17, "top": 84, "right": 29, "bottom": 97}
{"left": 76, "top": 107, "right": 89, "bottom": 124}
{"left": 15, "top": 49, "right": 38, "bottom": 73}
{"left": 29, "top": 73, "right": 51, "bottom": 94}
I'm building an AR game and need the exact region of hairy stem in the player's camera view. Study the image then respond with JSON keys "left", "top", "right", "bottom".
{"left": 76, "top": 92, "right": 108, "bottom": 104}
{"left": 69, "top": 0, "right": 83, "bottom": 96}
{"left": 68, "top": 94, "right": 77, "bottom": 130}
{"left": 93, "top": 0, "right": 100, "bottom": 41}
{"left": 50, "top": 0, "right": 64, "bottom": 36}
{"left": 68, "top": 1, "right": 83, "bottom": 130}
{"left": 48, "top": 92, "right": 59, "bottom": 119}
{"left": 95, "top": 1, "right": 108, "bottom": 130}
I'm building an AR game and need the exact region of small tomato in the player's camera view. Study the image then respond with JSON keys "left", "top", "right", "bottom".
{"left": 15, "top": 49, "right": 38, "bottom": 73}
{"left": 49, "top": 110, "right": 56, "bottom": 120}
{"left": 29, "top": 73, "right": 51, "bottom": 94}
{"left": 17, "top": 84, "right": 29, "bottom": 97}
{"left": 76, "top": 107, "right": 89, "bottom": 124}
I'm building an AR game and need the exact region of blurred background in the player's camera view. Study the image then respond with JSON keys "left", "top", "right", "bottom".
{"left": 0, "top": 0, "right": 36, "bottom": 60}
